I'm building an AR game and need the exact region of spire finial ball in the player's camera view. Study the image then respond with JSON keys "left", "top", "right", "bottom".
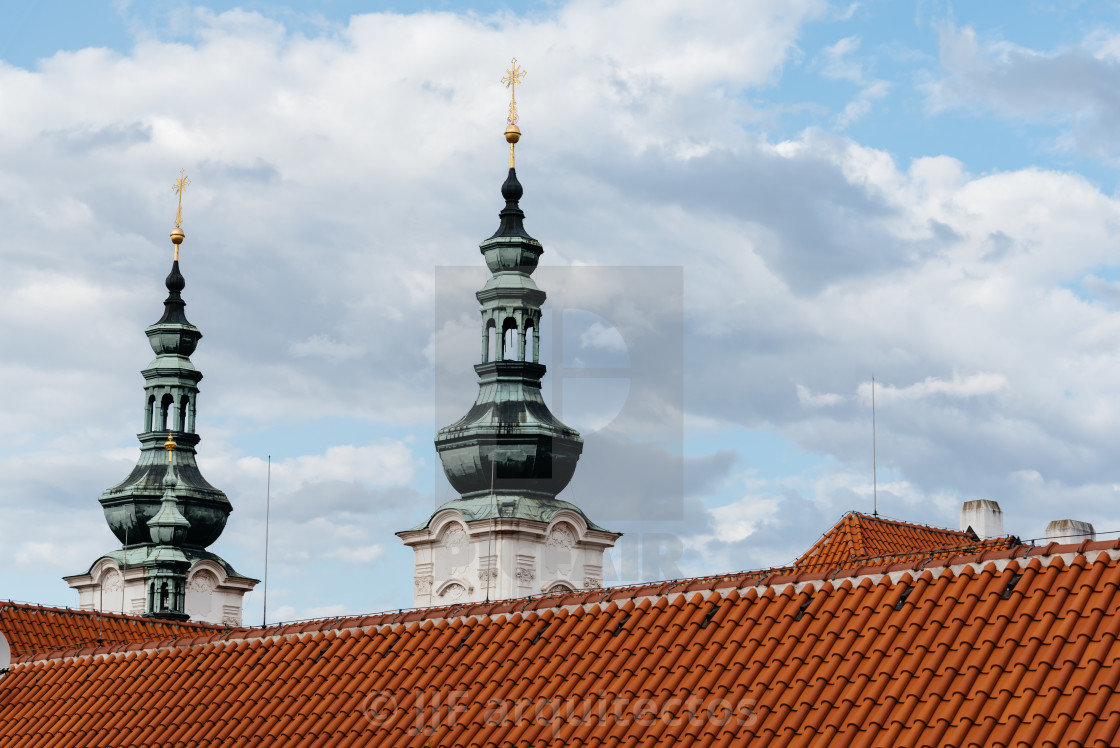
{"left": 505, "top": 124, "right": 521, "bottom": 144}
{"left": 164, "top": 435, "right": 176, "bottom": 461}
{"left": 170, "top": 228, "right": 185, "bottom": 245}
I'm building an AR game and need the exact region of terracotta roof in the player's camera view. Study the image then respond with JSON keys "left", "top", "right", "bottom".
{"left": 0, "top": 602, "right": 226, "bottom": 658}
{"left": 792, "top": 511, "right": 1018, "bottom": 572}
{"left": 0, "top": 538, "right": 1117, "bottom": 746}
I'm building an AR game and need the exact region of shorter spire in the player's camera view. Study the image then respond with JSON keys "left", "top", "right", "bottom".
{"left": 148, "top": 437, "right": 191, "bottom": 546}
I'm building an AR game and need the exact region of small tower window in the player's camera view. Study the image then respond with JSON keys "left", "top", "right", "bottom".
{"left": 486, "top": 320, "right": 497, "bottom": 363}
{"left": 502, "top": 318, "right": 518, "bottom": 361}
{"left": 525, "top": 321, "right": 536, "bottom": 364}
{"left": 160, "top": 394, "right": 174, "bottom": 431}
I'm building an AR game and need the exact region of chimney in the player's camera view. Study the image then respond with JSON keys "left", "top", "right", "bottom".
{"left": 1045, "top": 519, "right": 1095, "bottom": 544}
{"left": 960, "top": 500, "right": 1004, "bottom": 540}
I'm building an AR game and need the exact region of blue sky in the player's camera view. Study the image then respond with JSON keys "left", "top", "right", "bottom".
{"left": 6, "top": 0, "right": 1119, "bottom": 186}
{"left": 4, "top": 0, "right": 1120, "bottom": 621}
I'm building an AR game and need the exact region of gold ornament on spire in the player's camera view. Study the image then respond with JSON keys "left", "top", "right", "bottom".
{"left": 164, "top": 434, "right": 177, "bottom": 462}
{"left": 170, "top": 169, "right": 190, "bottom": 261}
{"left": 502, "top": 58, "right": 526, "bottom": 167}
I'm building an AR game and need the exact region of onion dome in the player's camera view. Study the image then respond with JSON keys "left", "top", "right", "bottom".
{"left": 431, "top": 165, "right": 592, "bottom": 528}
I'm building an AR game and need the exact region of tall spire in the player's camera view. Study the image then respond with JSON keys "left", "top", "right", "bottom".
{"left": 433, "top": 106, "right": 583, "bottom": 508}
{"left": 398, "top": 70, "right": 620, "bottom": 607}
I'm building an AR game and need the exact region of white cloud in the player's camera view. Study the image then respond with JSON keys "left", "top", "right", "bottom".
{"left": 836, "top": 79, "right": 890, "bottom": 128}
{"left": 925, "top": 22, "right": 1120, "bottom": 156}
{"left": 814, "top": 34, "right": 890, "bottom": 128}
{"left": 206, "top": 440, "right": 422, "bottom": 493}
{"left": 796, "top": 384, "right": 845, "bottom": 407}
{"left": 859, "top": 372, "right": 1009, "bottom": 405}
{"left": 579, "top": 321, "right": 628, "bottom": 353}
{"left": 820, "top": 36, "right": 865, "bottom": 83}
{"left": 290, "top": 334, "right": 364, "bottom": 362}
{"left": 326, "top": 544, "right": 384, "bottom": 565}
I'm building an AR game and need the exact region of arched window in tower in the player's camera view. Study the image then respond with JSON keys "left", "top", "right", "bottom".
{"left": 178, "top": 395, "right": 189, "bottom": 433}
{"left": 159, "top": 581, "right": 169, "bottom": 612}
{"left": 146, "top": 395, "right": 156, "bottom": 433}
{"left": 159, "top": 394, "right": 174, "bottom": 431}
{"left": 502, "top": 318, "right": 518, "bottom": 361}
{"left": 525, "top": 319, "right": 536, "bottom": 364}
{"left": 485, "top": 319, "right": 497, "bottom": 363}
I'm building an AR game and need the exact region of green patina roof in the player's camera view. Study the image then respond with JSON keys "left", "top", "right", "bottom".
{"left": 405, "top": 494, "right": 609, "bottom": 533}
{"left": 81, "top": 546, "right": 257, "bottom": 582}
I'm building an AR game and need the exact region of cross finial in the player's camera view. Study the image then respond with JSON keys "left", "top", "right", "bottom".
{"left": 502, "top": 58, "right": 526, "bottom": 126}
{"left": 170, "top": 169, "right": 190, "bottom": 261}
{"left": 502, "top": 59, "right": 526, "bottom": 167}
{"left": 173, "top": 169, "right": 190, "bottom": 229}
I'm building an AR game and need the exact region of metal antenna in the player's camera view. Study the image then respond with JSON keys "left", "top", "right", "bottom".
{"left": 123, "top": 524, "right": 128, "bottom": 614}
{"left": 97, "top": 583, "right": 104, "bottom": 644}
{"left": 872, "top": 374, "right": 878, "bottom": 517}
{"left": 263, "top": 455, "right": 271, "bottom": 627}
{"left": 485, "top": 456, "right": 497, "bottom": 604}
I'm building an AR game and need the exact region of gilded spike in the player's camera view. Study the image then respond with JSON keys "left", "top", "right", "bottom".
{"left": 171, "top": 169, "right": 190, "bottom": 261}
{"left": 502, "top": 58, "right": 526, "bottom": 167}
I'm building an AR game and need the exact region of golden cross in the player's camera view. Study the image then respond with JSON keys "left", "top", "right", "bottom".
{"left": 502, "top": 58, "right": 526, "bottom": 126}
{"left": 173, "top": 169, "right": 191, "bottom": 230}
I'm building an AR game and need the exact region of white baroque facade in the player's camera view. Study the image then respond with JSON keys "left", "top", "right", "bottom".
{"left": 64, "top": 556, "right": 257, "bottom": 626}
{"left": 398, "top": 507, "right": 619, "bottom": 608}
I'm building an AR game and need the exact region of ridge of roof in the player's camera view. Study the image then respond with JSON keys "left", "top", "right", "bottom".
{"left": 13, "top": 535, "right": 1115, "bottom": 667}
{"left": 0, "top": 599, "right": 224, "bottom": 625}
{"left": 792, "top": 510, "right": 997, "bottom": 571}
{"left": 0, "top": 600, "right": 231, "bottom": 660}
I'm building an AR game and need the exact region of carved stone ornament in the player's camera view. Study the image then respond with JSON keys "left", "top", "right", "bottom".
{"left": 443, "top": 526, "right": 466, "bottom": 551}
{"left": 547, "top": 525, "right": 576, "bottom": 549}
{"left": 415, "top": 575, "right": 434, "bottom": 595}
{"left": 583, "top": 577, "right": 602, "bottom": 589}
{"left": 188, "top": 570, "right": 218, "bottom": 595}
{"left": 221, "top": 605, "right": 241, "bottom": 626}
{"left": 515, "top": 567, "right": 535, "bottom": 585}
{"left": 441, "top": 583, "right": 466, "bottom": 601}
{"left": 101, "top": 569, "right": 123, "bottom": 594}
{"left": 479, "top": 567, "right": 499, "bottom": 582}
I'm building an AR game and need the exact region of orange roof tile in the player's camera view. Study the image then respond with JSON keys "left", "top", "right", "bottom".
{"left": 0, "top": 537, "right": 1118, "bottom": 746}
{"left": 792, "top": 511, "right": 1018, "bottom": 571}
{"left": 0, "top": 602, "right": 227, "bottom": 658}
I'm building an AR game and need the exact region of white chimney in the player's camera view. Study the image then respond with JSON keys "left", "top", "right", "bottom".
{"left": 1045, "top": 519, "right": 1095, "bottom": 544}
{"left": 960, "top": 500, "right": 1004, "bottom": 540}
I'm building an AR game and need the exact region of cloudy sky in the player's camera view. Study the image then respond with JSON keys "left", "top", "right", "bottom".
{"left": 3, "top": 0, "right": 1120, "bottom": 622}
